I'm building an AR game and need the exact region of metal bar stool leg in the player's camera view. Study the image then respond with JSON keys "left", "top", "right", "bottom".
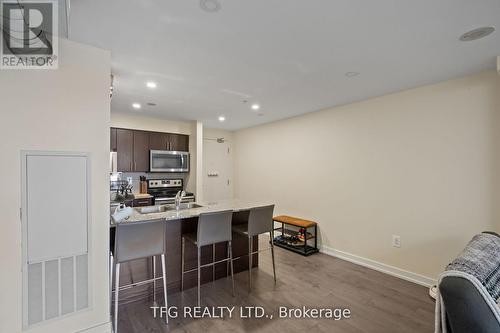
{"left": 114, "top": 263, "right": 120, "bottom": 333}
{"left": 161, "top": 254, "right": 168, "bottom": 324}
{"left": 152, "top": 256, "right": 157, "bottom": 306}
{"left": 271, "top": 222, "right": 274, "bottom": 243}
{"left": 270, "top": 233, "right": 277, "bottom": 284}
{"left": 197, "top": 246, "right": 201, "bottom": 307}
{"left": 212, "top": 244, "right": 216, "bottom": 281}
{"left": 181, "top": 237, "right": 185, "bottom": 291}
{"left": 226, "top": 242, "right": 230, "bottom": 277}
{"left": 248, "top": 236, "right": 252, "bottom": 292}
{"left": 229, "top": 241, "right": 235, "bottom": 296}
{"left": 109, "top": 252, "right": 113, "bottom": 314}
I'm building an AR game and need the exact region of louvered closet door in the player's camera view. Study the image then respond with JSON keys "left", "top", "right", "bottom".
{"left": 22, "top": 152, "right": 90, "bottom": 328}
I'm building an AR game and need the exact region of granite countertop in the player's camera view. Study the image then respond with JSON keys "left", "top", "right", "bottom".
{"left": 111, "top": 199, "right": 273, "bottom": 225}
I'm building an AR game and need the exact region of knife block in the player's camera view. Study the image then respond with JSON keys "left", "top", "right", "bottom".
{"left": 140, "top": 181, "right": 147, "bottom": 194}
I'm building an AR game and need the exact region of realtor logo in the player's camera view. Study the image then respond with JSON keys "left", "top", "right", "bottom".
{"left": 1, "top": 0, "right": 58, "bottom": 69}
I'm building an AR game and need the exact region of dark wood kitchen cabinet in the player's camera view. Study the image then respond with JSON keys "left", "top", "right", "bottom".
{"left": 116, "top": 128, "right": 133, "bottom": 172}
{"left": 149, "top": 132, "right": 169, "bottom": 150}
{"left": 149, "top": 132, "right": 189, "bottom": 151}
{"left": 111, "top": 127, "right": 189, "bottom": 172}
{"left": 132, "top": 130, "right": 150, "bottom": 172}
{"left": 169, "top": 133, "right": 189, "bottom": 151}
{"left": 132, "top": 197, "right": 153, "bottom": 207}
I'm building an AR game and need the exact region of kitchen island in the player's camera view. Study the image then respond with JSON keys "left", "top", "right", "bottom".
{"left": 110, "top": 199, "right": 273, "bottom": 304}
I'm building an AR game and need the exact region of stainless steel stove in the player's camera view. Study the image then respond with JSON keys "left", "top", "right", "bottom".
{"left": 147, "top": 178, "right": 195, "bottom": 205}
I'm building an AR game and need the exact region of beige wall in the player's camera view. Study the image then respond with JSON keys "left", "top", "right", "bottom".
{"left": 110, "top": 112, "right": 192, "bottom": 135}
{"left": 0, "top": 39, "right": 111, "bottom": 332}
{"left": 204, "top": 127, "right": 234, "bottom": 143}
{"left": 493, "top": 74, "right": 500, "bottom": 234}
{"left": 234, "top": 70, "right": 500, "bottom": 281}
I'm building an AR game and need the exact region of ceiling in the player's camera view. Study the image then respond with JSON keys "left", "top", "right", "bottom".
{"left": 68, "top": 0, "right": 500, "bottom": 130}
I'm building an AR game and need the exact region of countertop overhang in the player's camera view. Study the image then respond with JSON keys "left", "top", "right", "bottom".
{"left": 111, "top": 199, "right": 274, "bottom": 225}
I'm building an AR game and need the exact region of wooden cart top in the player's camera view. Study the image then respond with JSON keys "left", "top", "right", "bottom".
{"left": 273, "top": 215, "right": 317, "bottom": 228}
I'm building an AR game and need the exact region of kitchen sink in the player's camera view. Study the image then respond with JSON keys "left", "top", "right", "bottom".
{"left": 172, "top": 203, "right": 204, "bottom": 210}
{"left": 136, "top": 203, "right": 203, "bottom": 214}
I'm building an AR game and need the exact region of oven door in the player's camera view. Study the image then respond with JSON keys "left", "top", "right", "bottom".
{"left": 150, "top": 150, "right": 189, "bottom": 172}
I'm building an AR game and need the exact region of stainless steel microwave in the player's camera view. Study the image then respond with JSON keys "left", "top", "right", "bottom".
{"left": 150, "top": 150, "right": 189, "bottom": 173}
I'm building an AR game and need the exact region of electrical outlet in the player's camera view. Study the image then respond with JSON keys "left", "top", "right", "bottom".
{"left": 392, "top": 235, "right": 401, "bottom": 248}
{"left": 127, "top": 177, "right": 133, "bottom": 184}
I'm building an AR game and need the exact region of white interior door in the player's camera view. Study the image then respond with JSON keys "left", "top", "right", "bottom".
{"left": 26, "top": 154, "right": 89, "bottom": 262}
{"left": 203, "top": 139, "right": 233, "bottom": 202}
{"left": 22, "top": 151, "right": 90, "bottom": 328}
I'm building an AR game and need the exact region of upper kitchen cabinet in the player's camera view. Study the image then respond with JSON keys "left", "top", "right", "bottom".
{"left": 116, "top": 128, "right": 133, "bottom": 172}
{"left": 133, "top": 130, "right": 150, "bottom": 172}
{"left": 149, "top": 132, "right": 169, "bottom": 150}
{"left": 169, "top": 133, "right": 189, "bottom": 151}
{"left": 150, "top": 132, "right": 189, "bottom": 152}
{"left": 110, "top": 127, "right": 117, "bottom": 152}
{"left": 111, "top": 127, "right": 189, "bottom": 172}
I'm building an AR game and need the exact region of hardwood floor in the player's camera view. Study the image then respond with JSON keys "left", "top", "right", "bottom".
{"left": 115, "top": 237, "right": 435, "bottom": 333}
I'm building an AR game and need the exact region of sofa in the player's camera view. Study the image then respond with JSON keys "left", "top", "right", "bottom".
{"left": 435, "top": 232, "right": 500, "bottom": 333}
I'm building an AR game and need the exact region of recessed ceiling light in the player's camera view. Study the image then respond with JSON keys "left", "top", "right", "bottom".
{"left": 218, "top": 115, "right": 226, "bottom": 122}
{"left": 345, "top": 72, "right": 360, "bottom": 77}
{"left": 251, "top": 104, "right": 260, "bottom": 110}
{"left": 459, "top": 27, "right": 495, "bottom": 41}
{"left": 200, "top": 0, "right": 221, "bottom": 12}
{"left": 146, "top": 81, "right": 157, "bottom": 89}
{"left": 132, "top": 103, "right": 141, "bottom": 109}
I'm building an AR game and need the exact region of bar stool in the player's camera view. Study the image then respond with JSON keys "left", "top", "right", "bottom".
{"left": 181, "top": 210, "right": 235, "bottom": 306}
{"left": 110, "top": 219, "right": 168, "bottom": 333}
{"left": 232, "top": 205, "right": 276, "bottom": 291}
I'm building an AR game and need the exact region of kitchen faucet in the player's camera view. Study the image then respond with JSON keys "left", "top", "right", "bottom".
{"left": 174, "top": 190, "right": 186, "bottom": 210}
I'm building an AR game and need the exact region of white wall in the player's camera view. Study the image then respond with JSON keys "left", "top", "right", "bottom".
{"left": 0, "top": 39, "right": 111, "bottom": 332}
{"left": 234, "top": 70, "right": 500, "bottom": 281}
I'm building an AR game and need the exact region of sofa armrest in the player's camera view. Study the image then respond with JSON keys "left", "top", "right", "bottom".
{"left": 440, "top": 276, "right": 500, "bottom": 333}
{"left": 482, "top": 231, "right": 500, "bottom": 238}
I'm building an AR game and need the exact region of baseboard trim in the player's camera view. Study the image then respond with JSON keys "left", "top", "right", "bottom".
{"left": 76, "top": 321, "right": 112, "bottom": 333}
{"left": 319, "top": 245, "right": 436, "bottom": 287}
